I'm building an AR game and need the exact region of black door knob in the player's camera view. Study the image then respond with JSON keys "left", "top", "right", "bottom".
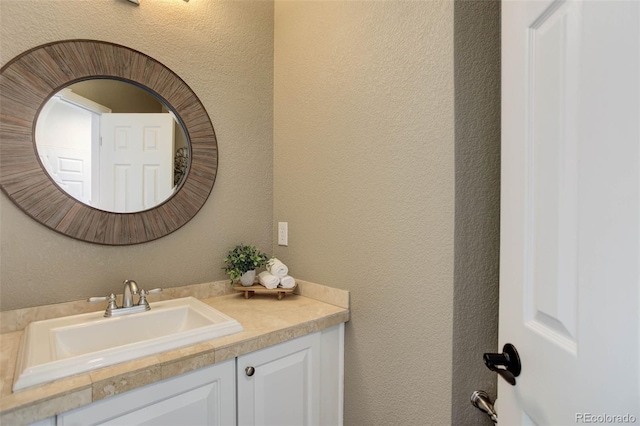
{"left": 483, "top": 343, "right": 521, "bottom": 386}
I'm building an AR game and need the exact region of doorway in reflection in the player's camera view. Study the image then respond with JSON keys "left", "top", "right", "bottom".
{"left": 35, "top": 79, "right": 189, "bottom": 213}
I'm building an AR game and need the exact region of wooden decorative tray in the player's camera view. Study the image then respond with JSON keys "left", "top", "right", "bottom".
{"left": 232, "top": 283, "right": 297, "bottom": 300}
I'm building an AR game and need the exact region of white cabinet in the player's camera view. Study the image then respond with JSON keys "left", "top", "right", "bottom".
{"left": 54, "top": 324, "right": 344, "bottom": 426}
{"left": 237, "top": 333, "right": 320, "bottom": 426}
{"left": 237, "top": 324, "right": 344, "bottom": 426}
{"left": 57, "top": 359, "right": 235, "bottom": 426}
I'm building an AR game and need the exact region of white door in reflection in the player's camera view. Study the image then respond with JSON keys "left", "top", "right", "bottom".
{"left": 35, "top": 92, "right": 107, "bottom": 206}
{"left": 99, "top": 113, "right": 175, "bottom": 213}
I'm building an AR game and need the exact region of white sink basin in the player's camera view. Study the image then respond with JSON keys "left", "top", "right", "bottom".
{"left": 13, "top": 297, "right": 243, "bottom": 391}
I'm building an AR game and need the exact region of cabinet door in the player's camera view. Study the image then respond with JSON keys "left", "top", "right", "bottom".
{"left": 57, "top": 359, "right": 235, "bottom": 426}
{"left": 237, "top": 333, "right": 320, "bottom": 426}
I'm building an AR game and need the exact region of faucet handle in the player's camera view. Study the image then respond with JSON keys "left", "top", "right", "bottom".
{"left": 138, "top": 288, "right": 162, "bottom": 309}
{"left": 88, "top": 293, "right": 118, "bottom": 316}
{"left": 88, "top": 293, "right": 116, "bottom": 304}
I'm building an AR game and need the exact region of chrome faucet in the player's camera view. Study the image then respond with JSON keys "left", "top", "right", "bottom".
{"left": 88, "top": 280, "right": 162, "bottom": 317}
{"left": 122, "top": 279, "right": 140, "bottom": 308}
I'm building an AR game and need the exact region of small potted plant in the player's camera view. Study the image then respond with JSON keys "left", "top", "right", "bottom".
{"left": 223, "top": 244, "right": 270, "bottom": 286}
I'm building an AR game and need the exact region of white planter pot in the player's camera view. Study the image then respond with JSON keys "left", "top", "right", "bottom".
{"left": 240, "top": 270, "right": 256, "bottom": 287}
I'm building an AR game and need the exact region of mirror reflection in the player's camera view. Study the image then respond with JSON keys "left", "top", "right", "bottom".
{"left": 35, "top": 79, "right": 189, "bottom": 213}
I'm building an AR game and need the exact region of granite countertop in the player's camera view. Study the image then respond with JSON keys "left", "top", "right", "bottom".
{"left": 0, "top": 280, "right": 349, "bottom": 425}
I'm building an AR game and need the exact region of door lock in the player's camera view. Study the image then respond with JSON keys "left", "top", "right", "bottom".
{"left": 483, "top": 343, "right": 521, "bottom": 386}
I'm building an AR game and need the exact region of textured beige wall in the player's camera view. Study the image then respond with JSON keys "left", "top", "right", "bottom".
{"left": 274, "top": 2, "right": 455, "bottom": 424}
{"left": 452, "top": 1, "right": 501, "bottom": 425}
{"left": 0, "top": 0, "right": 274, "bottom": 310}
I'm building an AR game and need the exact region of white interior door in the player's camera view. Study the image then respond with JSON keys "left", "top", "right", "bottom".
{"left": 35, "top": 97, "right": 96, "bottom": 205}
{"left": 499, "top": 0, "right": 639, "bottom": 424}
{"left": 99, "top": 113, "right": 175, "bottom": 213}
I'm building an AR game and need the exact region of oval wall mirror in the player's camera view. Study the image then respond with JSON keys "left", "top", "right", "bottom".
{"left": 0, "top": 40, "right": 218, "bottom": 245}
{"left": 35, "top": 79, "right": 190, "bottom": 213}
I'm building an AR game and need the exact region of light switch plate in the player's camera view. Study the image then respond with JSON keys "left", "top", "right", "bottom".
{"left": 278, "top": 222, "right": 288, "bottom": 246}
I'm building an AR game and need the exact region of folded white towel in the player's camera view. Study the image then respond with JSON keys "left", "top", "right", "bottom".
{"left": 258, "top": 271, "right": 280, "bottom": 289}
{"left": 279, "top": 275, "right": 296, "bottom": 289}
{"left": 267, "top": 258, "right": 289, "bottom": 278}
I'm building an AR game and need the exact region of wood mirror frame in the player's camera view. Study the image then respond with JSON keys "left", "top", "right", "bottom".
{"left": 0, "top": 40, "right": 218, "bottom": 245}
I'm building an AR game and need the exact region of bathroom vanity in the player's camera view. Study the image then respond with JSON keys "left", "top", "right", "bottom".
{"left": 0, "top": 280, "right": 349, "bottom": 426}
{"left": 0, "top": 40, "right": 349, "bottom": 425}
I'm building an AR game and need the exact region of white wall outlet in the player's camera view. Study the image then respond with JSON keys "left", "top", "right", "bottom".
{"left": 278, "top": 222, "right": 288, "bottom": 246}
